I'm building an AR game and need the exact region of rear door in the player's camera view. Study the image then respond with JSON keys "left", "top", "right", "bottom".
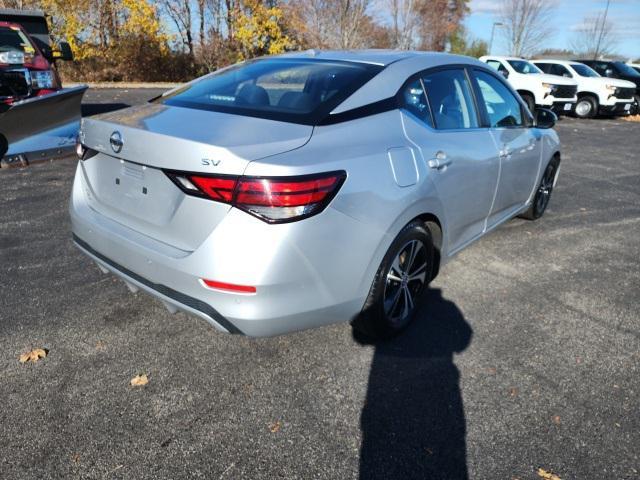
{"left": 471, "top": 69, "right": 542, "bottom": 225}
{"left": 401, "top": 67, "right": 500, "bottom": 254}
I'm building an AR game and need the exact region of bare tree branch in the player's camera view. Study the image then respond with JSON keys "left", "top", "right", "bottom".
{"left": 499, "top": 0, "right": 556, "bottom": 57}
{"left": 570, "top": 13, "right": 617, "bottom": 59}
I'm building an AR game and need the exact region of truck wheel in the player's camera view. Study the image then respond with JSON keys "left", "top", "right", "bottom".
{"left": 575, "top": 96, "right": 597, "bottom": 119}
{"left": 631, "top": 95, "right": 640, "bottom": 116}
{"left": 520, "top": 93, "right": 535, "bottom": 113}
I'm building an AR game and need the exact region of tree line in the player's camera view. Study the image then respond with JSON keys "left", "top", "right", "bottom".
{"left": 0, "top": 0, "right": 629, "bottom": 82}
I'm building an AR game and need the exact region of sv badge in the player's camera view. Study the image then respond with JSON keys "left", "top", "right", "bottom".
{"left": 201, "top": 158, "right": 222, "bottom": 167}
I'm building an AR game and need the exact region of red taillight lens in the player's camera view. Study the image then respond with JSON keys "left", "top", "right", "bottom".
{"left": 189, "top": 176, "right": 237, "bottom": 203}
{"left": 165, "top": 170, "right": 346, "bottom": 223}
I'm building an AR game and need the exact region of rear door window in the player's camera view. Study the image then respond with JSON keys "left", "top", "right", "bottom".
{"left": 399, "top": 79, "right": 433, "bottom": 128}
{"left": 421, "top": 69, "right": 479, "bottom": 130}
{"left": 550, "top": 64, "right": 572, "bottom": 77}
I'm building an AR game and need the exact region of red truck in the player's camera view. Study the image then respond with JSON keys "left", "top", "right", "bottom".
{"left": 0, "top": 9, "right": 73, "bottom": 104}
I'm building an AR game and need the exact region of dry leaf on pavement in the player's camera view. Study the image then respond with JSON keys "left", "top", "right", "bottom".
{"left": 130, "top": 374, "right": 149, "bottom": 387}
{"left": 537, "top": 468, "right": 562, "bottom": 480}
{"left": 268, "top": 421, "right": 281, "bottom": 433}
{"left": 19, "top": 348, "right": 47, "bottom": 363}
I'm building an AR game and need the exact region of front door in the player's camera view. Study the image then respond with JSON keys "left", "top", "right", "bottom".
{"left": 471, "top": 69, "right": 542, "bottom": 225}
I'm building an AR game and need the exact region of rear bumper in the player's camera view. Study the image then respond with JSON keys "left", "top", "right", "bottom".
{"left": 73, "top": 234, "right": 240, "bottom": 334}
{"left": 69, "top": 162, "right": 380, "bottom": 337}
{"left": 599, "top": 101, "right": 634, "bottom": 115}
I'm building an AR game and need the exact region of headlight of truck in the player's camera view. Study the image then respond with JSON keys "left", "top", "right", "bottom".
{"left": 604, "top": 84, "right": 616, "bottom": 92}
{"left": 542, "top": 83, "right": 557, "bottom": 92}
{"left": 32, "top": 70, "right": 54, "bottom": 89}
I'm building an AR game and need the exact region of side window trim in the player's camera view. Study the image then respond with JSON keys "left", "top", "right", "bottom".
{"left": 469, "top": 67, "right": 533, "bottom": 129}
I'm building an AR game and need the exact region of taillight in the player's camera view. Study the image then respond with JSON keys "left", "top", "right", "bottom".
{"left": 165, "top": 171, "right": 346, "bottom": 223}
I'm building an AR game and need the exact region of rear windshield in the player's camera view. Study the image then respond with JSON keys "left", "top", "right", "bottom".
{"left": 507, "top": 60, "right": 542, "bottom": 74}
{"left": 0, "top": 27, "right": 35, "bottom": 54}
{"left": 571, "top": 63, "right": 600, "bottom": 78}
{"left": 159, "top": 58, "right": 383, "bottom": 125}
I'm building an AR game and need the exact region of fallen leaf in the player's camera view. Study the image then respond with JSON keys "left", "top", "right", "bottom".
{"left": 19, "top": 348, "right": 47, "bottom": 363}
{"left": 71, "top": 453, "right": 81, "bottom": 464}
{"left": 130, "top": 374, "right": 149, "bottom": 387}
{"left": 537, "top": 468, "right": 562, "bottom": 480}
{"left": 268, "top": 420, "right": 281, "bottom": 433}
{"left": 552, "top": 415, "right": 561, "bottom": 425}
{"left": 508, "top": 387, "right": 519, "bottom": 397}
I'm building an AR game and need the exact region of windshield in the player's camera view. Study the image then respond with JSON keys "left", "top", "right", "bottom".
{"left": 613, "top": 62, "right": 640, "bottom": 77}
{"left": 0, "top": 27, "right": 35, "bottom": 54}
{"left": 507, "top": 60, "right": 542, "bottom": 74}
{"left": 571, "top": 63, "right": 600, "bottom": 78}
{"left": 160, "top": 58, "right": 383, "bottom": 125}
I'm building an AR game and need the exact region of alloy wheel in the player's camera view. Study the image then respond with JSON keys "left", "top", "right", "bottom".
{"left": 575, "top": 100, "right": 591, "bottom": 117}
{"left": 383, "top": 239, "right": 428, "bottom": 326}
{"left": 536, "top": 163, "right": 556, "bottom": 213}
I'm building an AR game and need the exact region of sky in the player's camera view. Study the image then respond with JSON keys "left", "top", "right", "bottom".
{"left": 465, "top": 0, "right": 640, "bottom": 59}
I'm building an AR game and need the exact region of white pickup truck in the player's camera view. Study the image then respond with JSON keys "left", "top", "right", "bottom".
{"left": 479, "top": 55, "right": 578, "bottom": 114}
{"left": 532, "top": 60, "right": 636, "bottom": 118}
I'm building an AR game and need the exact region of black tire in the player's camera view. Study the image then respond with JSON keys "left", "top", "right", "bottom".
{"left": 353, "top": 221, "right": 434, "bottom": 340}
{"left": 631, "top": 94, "right": 640, "bottom": 116}
{"left": 574, "top": 95, "right": 598, "bottom": 119}
{"left": 520, "top": 93, "right": 535, "bottom": 114}
{"left": 519, "top": 157, "right": 560, "bottom": 220}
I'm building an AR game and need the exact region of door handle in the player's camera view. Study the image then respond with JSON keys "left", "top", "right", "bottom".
{"left": 428, "top": 151, "right": 452, "bottom": 170}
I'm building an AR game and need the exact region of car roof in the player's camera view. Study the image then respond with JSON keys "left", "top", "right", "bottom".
{"left": 276, "top": 49, "right": 422, "bottom": 66}
{"left": 480, "top": 55, "right": 530, "bottom": 62}
{"left": 532, "top": 59, "right": 582, "bottom": 66}
{"left": 277, "top": 50, "right": 487, "bottom": 114}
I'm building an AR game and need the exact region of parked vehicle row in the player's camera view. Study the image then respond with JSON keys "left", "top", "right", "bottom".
{"left": 479, "top": 55, "right": 639, "bottom": 118}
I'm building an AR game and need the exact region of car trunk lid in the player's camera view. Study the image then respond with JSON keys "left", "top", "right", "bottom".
{"left": 79, "top": 103, "right": 313, "bottom": 251}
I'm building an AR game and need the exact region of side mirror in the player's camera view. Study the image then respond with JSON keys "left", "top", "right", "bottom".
{"left": 605, "top": 68, "right": 614, "bottom": 77}
{"left": 534, "top": 108, "right": 557, "bottom": 129}
{"left": 53, "top": 42, "right": 74, "bottom": 61}
{"left": 40, "top": 45, "right": 53, "bottom": 61}
{"left": 500, "top": 70, "right": 509, "bottom": 79}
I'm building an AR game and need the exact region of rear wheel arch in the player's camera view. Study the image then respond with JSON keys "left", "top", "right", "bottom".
{"left": 416, "top": 213, "right": 443, "bottom": 281}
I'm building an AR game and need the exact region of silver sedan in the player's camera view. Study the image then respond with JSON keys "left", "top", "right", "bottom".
{"left": 71, "top": 50, "right": 561, "bottom": 338}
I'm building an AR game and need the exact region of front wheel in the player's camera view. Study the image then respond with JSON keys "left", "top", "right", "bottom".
{"left": 353, "top": 221, "right": 434, "bottom": 340}
{"left": 574, "top": 96, "right": 598, "bottom": 119}
{"left": 519, "top": 158, "right": 559, "bottom": 220}
{"left": 520, "top": 93, "right": 535, "bottom": 114}
{"left": 631, "top": 94, "right": 640, "bottom": 116}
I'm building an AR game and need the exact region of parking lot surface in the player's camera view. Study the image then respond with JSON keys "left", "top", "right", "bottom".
{"left": 1, "top": 90, "right": 639, "bottom": 479}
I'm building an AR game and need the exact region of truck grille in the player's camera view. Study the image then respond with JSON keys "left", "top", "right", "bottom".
{"left": 0, "top": 68, "right": 31, "bottom": 100}
{"left": 553, "top": 84, "right": 577, "bottom": 99}
{"left": 614, "top": 87, "right": 635, "bottom": 100}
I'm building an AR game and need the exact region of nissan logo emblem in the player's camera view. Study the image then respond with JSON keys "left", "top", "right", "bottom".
{"left": 110, "top": 131, "right": 123, "bottom": 154}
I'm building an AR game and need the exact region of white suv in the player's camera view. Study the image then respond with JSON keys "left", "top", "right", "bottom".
{"left": 479, "top": 56, "right": 578, "bottom": 114}
{"left": 533, "top": 59, "right": 636, "bottom": 119}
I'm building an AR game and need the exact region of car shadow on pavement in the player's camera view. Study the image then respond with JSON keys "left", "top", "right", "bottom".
{"left": 355, "top": 288, "right": 473, "bottom": 480}
{"left": 81, "top": 103, "right": 130, "bottom": 117}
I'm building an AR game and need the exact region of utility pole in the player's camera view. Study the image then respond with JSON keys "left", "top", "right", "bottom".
{"left": 593, "top": 0, "right": 611, "bottom": 60}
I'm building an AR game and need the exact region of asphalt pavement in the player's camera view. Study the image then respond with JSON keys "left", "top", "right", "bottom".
{"left": 0, "top": 89, "right": 638, "bottom": 479}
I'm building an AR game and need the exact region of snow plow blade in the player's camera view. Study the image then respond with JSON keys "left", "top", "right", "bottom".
{"left": 0, "top": 85, "right": 87, "bottom": 167}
